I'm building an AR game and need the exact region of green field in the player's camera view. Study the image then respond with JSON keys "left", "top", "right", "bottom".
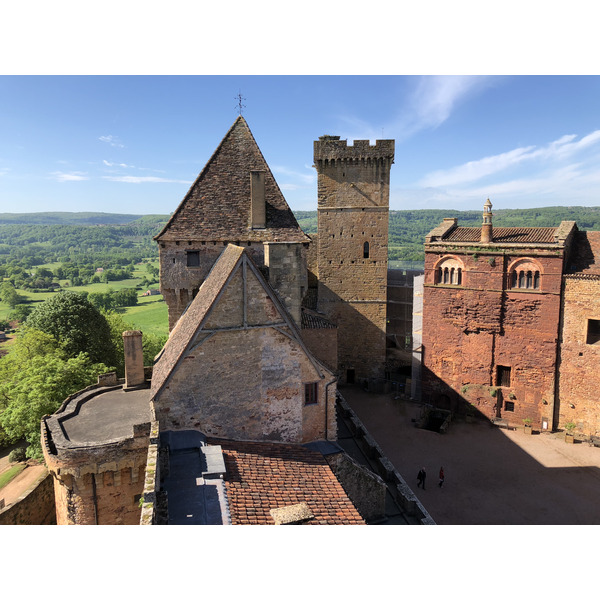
{"left": 0, "top": 463, "right": 26, "bottom": 490}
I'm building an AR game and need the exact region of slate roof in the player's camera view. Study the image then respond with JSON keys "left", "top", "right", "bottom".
{"left": 301, "top": 308, "right": 337, "bottom": 329}
{"left": 155, "top": 116, "right": 309, "bottom": 244}
{"left": 213, "top": 439, "right": 365, "bottom": 525}
{"left": 444, "top": 226, "right": 559, "bottom": 244}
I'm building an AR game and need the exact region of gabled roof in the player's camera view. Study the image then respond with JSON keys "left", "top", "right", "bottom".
{"left": 150, "top": 244, "right": 331, "bottom": 402}
{"left": 155, "top": 116, "right": 309, "bottom": 243}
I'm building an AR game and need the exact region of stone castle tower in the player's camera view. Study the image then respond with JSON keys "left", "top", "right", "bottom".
{"left": 313, "top": 135, "right": 395, "bottom": 383}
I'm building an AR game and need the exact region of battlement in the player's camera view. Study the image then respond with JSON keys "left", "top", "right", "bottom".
{"left": 314, "top": 136, "right": 395, "bottom": 163}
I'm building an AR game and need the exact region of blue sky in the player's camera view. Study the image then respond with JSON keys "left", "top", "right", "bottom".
{"left": 1, "top": 75, "right": 600, "bottom": 216}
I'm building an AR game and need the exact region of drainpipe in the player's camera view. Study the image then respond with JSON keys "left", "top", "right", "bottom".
{"left": 91, "top": 473, "right": 99, "bottom": 525}
{"left": 325, "top": 378, "right": 338, "bottom": 440}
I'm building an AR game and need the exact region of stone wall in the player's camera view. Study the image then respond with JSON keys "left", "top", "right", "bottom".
{"left": 557, "top": 275, "right": 600, "bottom": 436}
{"left": 422, "top": 248, "right": 564, "bottom": 428}
{"left": 314, "top": 136, "right": 394, "bottom": 382}
{"left": 154, "top": 327, "right": 336, "bottom": 442}
{"left": 0, "top": 470, "right": 55, "bottom": 525}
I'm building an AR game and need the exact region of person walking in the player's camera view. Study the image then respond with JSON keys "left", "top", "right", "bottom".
{"left": 417, "top": 467, "right": 426, "bottom": 489}
{"left": 438, "top": 467, "right": 445, "bottom": 488}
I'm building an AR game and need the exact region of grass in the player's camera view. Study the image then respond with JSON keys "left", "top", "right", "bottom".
{"left": 121, "top": 295, "right": 169, "bottom": 337}
{"left": 0, "top": 463, "right": 26, "bottom": 491}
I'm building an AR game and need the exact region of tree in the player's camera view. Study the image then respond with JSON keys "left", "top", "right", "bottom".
{"left": 24, "top": 291, "right": 117, "bottom": 366}
{"left": 9, "top": 303, "right": 33, "bottom": 323}
{"left": 0, "top": 282, "right": 23, "bottom": 309}
{"left": 0, "top": 339, "right": 108, "bottom": 458}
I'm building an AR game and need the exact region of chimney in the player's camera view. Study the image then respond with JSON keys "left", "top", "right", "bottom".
{"left": 123, "top": 330, "right": 145, "bottom": 389}
{"left": 250, "top": 171, "right": 266, "bottom": 229}
{"left": 481, "top": 198, "right": 493, "bottom": 243}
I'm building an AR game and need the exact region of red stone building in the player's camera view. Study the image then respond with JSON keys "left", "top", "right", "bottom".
{"left": 422, "top": 200, "right": 578, "bottom": 431}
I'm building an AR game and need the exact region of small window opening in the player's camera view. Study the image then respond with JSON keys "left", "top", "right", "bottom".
{"left": 304, "top": 382, "right": 318, "bottom": 405}
{"left": 497, "top": 365, "right": 512, "bottom": 387}
{"left": 186, "top": 251, "right": 200, "bottom": 267}
{"left": 504, "top": 401, "right": 515, "bottom": 412}
{"left": 586, "top": 319, "right": 600, "bottom": 345}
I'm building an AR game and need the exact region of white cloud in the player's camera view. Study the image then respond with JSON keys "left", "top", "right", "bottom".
{"left": 102, "top": 175, "right": 191, "bottom": 184}
{"left": 50, "top": 171, "right": 89, "bottom": 182}
{"left": 418, "top": 130, "right": 600, "bottom": 188}
{"left": 99, "top": 135, "right": 124, "bottom": 148}
{"left": 103, "top": 159, "right": 133, "bottom": 168}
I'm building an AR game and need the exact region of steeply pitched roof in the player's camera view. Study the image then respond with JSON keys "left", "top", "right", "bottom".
{"left": 155, "top": 116, "right": 309, "bottom": 243}
{"left": 214, "top": 439, "right": 365, "bottom": 525}
{"left": 150, "top": 244, "right": 331, "bottom": 402}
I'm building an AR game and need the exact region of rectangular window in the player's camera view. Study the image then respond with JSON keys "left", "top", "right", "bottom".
{"left": 586, "top": 319, "right": 600, "bottom": 345}
{"left": 497, "top": 365, "right": 512, "bottom": 387}
{"left": 504, "top": 401, "right": 515, "bottom": 412}
{"left": 186, "top": 251, "right": 200, "bottom": 267}
{"left": 304, "top": 382, "right": 318, "bottom": 405}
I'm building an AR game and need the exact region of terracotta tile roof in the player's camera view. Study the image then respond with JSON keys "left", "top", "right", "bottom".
{"left": 444, "top": 226, "right": 559, "bottom": 244}
{"left": 155, "top": 116, "right": 309, "bottom": 244}
{"left": 213, "top": 439, "right": 365, "bottom": 525}
{"left": 566, "top": 231, "right": 600, "bottom": 275}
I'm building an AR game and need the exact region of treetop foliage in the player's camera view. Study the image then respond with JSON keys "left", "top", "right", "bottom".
{"left": 24, "top": 291, "right": 116, "bottom": 367}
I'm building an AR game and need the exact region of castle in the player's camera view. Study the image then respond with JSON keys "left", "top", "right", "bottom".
{"left": 421, "top": 200, "right": 600, "bottom": 437}
{"left": 40, "top": 117, "right": 395, "bottom": 525}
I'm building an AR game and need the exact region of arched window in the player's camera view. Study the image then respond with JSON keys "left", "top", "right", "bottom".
{"left": 508, "top": 259, "right": 542, "bottom": 290}
{"left": 435, "top": 256, "right": 465, "bottom": 286}
{"left": 363, "top": 241, "right": 370, "bottom": 259}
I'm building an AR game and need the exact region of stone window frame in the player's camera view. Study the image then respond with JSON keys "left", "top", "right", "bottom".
{"left": 363, "top": 241, "right": 370, "bottom": 259}
{"left": 507, "top": 257, "right": 542, "bottom": 291}
{"left": 433, "top": 255, "right": 465, "bottom": 286}
{"left": 304, "top": 381, "right": 319, "bottom": 405}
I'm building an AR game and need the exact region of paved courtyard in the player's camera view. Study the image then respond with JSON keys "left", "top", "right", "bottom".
{"left": 341, "top": 386, "right": 600, "bottom": 525}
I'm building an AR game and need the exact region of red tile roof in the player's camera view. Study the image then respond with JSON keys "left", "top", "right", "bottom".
{"left": 214, "top": 439, "right": 365, "bottom": 525}
{"left": 155, "top": 116, "right": 309, "bottom": 244}
{"left": 444, "top": 226, "right": 559, "bottom": 244}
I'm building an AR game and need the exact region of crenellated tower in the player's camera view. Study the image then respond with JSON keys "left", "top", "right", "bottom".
{"left": 313, "top": 136, "right": 394, "bottom": 382}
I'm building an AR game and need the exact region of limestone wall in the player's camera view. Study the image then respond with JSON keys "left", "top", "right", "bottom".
{"left": 314, "top": 136, "right": 393, "bottom": 382}
{"left": 558, "top": 275, "right": 600, "bottom": 436}
{"left": 154, "top": 327, "right": 336, "bottom": 442}
{"left": 0, "top": 470, "right": 55, "bottom": 525}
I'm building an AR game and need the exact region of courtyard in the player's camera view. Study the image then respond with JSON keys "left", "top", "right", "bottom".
{"left": 341, "top": 385, "right": 600, "bottom": 525}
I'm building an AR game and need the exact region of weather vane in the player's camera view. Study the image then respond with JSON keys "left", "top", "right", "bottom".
{"left": 235, "top": 90, "right": 246, "bottom": 116}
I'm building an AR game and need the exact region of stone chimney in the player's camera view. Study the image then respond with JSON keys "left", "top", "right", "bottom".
{"left": 123, "top": 330, "right": 145, "bottom": 389}
{"left": 250, "top": 171, "right": 266, "bottom": 229}
{"left": 481, "top": 198, "right": 493, "bottom": 243}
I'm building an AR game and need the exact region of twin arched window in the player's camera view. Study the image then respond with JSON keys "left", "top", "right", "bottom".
{"left": 435, "top": 257, "right": 464, "bottom": 286}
